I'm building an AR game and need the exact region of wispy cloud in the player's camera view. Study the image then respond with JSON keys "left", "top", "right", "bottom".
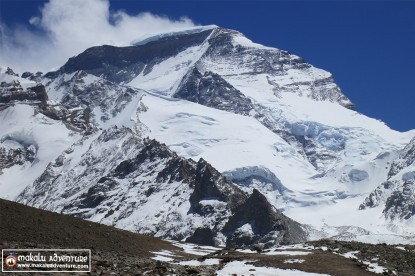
{"left": 0, "top": 0, "right": 195, "bottom": 73}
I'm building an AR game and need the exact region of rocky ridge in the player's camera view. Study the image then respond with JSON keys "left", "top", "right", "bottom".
{"left": 17, "top": 126, "right": 306, "bottom": 247}
{"left": 360, "top": 137, "right": 415, "bottom": 222}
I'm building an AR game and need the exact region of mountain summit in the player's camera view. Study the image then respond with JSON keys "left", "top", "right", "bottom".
{"left": 1, "top": 26, "right": 415, "bottom": 246}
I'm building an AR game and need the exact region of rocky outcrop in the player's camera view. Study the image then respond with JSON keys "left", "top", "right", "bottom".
{"left": 44, "top": 70, "right": 143, "bottom": 126}
{"left": 223, "top": 189, "right": 306, "bottom": 247}
{"left": 0, "top": 67, "right": 92, "bottom": 133}
{"left": 190, "top": 159, "right": 246, "bottom": 213}
{"left": 359, "top": 181, "right": 396, "bottom": 210}
{"left": 383, "top": 180, "right": 415, "bottom": 220}
{"left": 175, "top": 68, "right": 254, "bottom": 115}
{"left": 0, "top": 146, "right": 36, "bottom": 172}
{"left": 360, "top": 137, "right": 415, "bottom": 220}
{"left": 4, "top": 67, "right": 18, "bottom": 77}
{"left": 0, "top": 82, "right": 48, "bottom": 105}
{"left": 388, "top": 137, "right": 415, "bottom": 179}
{"left": 21, "top": 71, "right": 43, "bottom": 83}
{"left": 39, "top": 103, "right": 94, "bottom": 133}
{"left": 0, "top": 67, "right": 47, "bottom": 105}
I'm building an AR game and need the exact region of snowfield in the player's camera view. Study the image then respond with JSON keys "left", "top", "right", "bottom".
{"left": 137, "top": 90, "right": 415, "bottom": 241}
{"left": 216, "top": 261, "right": 329, "bottom": 276}
{"left": 0, "top": 104, "right": 79, "bottom": 199}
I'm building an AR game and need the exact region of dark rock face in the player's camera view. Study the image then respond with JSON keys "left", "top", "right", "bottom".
{"left": 1, "top": 68, "right": 94, "bottom": 135}
{"left": 190, "top": 159, "right": 246, "bottom": 213}
{"left": 5, "top": 67, "right": 18, "bottom": 77}
{"left": 388, "top": 137, "right": 415, "bottom": 179}
{"left": 359, "top": 181, "right": 395, "bottom": 210}
{"left": 80, "top": 181, "right": 116, "bottom": 209}
{"left": 39, "top": 103, "right": 94, "bottom": 133}
{"left": 185, "top": 227, "right": 216, "bottom": 246}
{"left": 383, "top": 180, "right": 415, "bottom": 220}
{"left": 21, "top": 72, "right": 33, "bottom": 79}
{"left": 45, "top": 30, "right": 213, "bottom": 84}
{"left": 223, "top": 189, "right": 306, "bottom": 247}
{"left": 110, "top": 138, "right": 195, "bottom": 183}
{"left": 360, "top": 137, "right": 415, "bottom": 220}
{"left": 0, "top": 83, "right": 48, "bottom": 105}
{"left": 21, "top": 71, "right": 43, "bottom": 82}
{"left": 0, "top": 68, "right": 92, "bottom": 133}
{"left": 190, "top": 163, "right": 227, "bottom": 206}
{"left": 225, "top": 189, "right": 280, "bottom": 235}
{"left": 175, "top": 68, "right": 254, "bottom": 115}
{"left": 0, "top": 146, "right": 36, "bottom": 171}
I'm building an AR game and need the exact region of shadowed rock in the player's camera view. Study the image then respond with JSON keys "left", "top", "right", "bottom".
{"left": 175, "top": 68, "right": 254, "bottom": 115}
{"left": 223, "top": 189, "right": 306, "bottom": 247}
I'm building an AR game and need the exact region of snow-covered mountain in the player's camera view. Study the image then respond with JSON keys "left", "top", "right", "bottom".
{"left": 1, "top": 25, "right": 415, "bottom": 245}
{"left": 17, "top": 126, "right": 305, "bottom": 247}
{"left": 0, "top": 66, "right": 90, "bottom": 199}
{"left": 360, "top": 137, "right": 415, "bottom": 234}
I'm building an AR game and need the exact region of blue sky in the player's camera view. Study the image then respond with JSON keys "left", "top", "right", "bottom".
{"left": 0, "top": 0, "right": 414, "bottom": 131}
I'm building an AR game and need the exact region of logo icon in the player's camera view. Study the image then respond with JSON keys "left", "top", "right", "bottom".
{"left": 5, "top": 255, "right": 17, "bottom": 268}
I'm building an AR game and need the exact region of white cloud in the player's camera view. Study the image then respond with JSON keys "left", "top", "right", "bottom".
{"left": 0, "top": 0, "right": 195, "bottom": 73}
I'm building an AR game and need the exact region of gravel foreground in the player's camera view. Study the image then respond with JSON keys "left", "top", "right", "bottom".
{"left": 1, "top": 198, "right": 414, "bottom": 275}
